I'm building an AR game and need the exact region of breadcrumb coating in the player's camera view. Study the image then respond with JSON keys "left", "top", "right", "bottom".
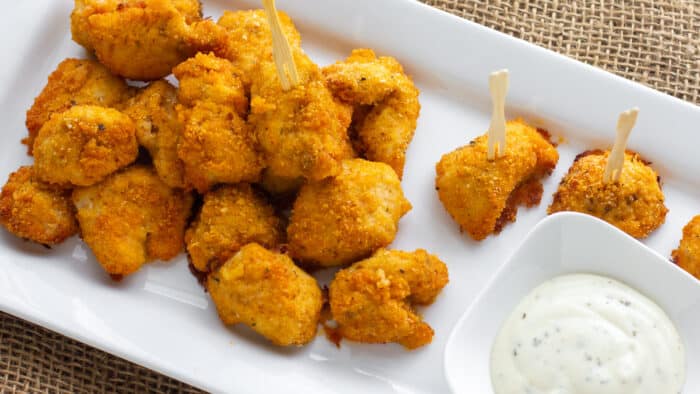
{"left": 124, "top": 80, "right": 186, "bottom": 188}
{"left": 673, "top": 215, "right": 700, "bottom": 280}
{"left": 33, "top": 105, "right": 138, "bottom": 187}
{"left": 25, "top": 58, "right": 132, "bottom": 154}
{"left": 0, "top": 166, "right": 78, "bottom": 245}
{"left": 329, "top": 249, "right": 448, "bottom": 349}
{"left": 186, "top": 184, "right": 282, "bottom": 273}
{"left": 207, "top": 243, "right": 323, "bottom": 346}
{"left": 548, "top": 150, "right": 667, "bottom": 238}
{"left": 71, "top": 0, "right": 203, "bottom": 80}
{"left": 288, "top": 159, "right": 411, "bottom": 267}
{"left": 174, "top": 53, "right": 263, "bottom": 192}
{"left": 324, "top": 49, "right": 420, "bottom": 178}
{"left": 435, "top": 119, "right": 559, "bottom": 240}
{"left": 172, "top": 52, "right": 248, "bottom": 116}
{"left": 72, "top": 166, "right": 193, "bottom": 277}
{"left": 187, "top": 9, "right": 302, "bottom": 90}
{"left": 250, "top": 51, "right": 354, "bottom": 182}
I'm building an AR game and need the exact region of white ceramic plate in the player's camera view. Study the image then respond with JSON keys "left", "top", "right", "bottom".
{"left": 1, "top": 1, "right": 699, "bottom": 393}
{"left": 444, "top": 212, "right": 700, "bottom": 393}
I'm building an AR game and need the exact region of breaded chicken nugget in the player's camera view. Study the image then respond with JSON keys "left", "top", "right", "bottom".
{"left": 207, "top": 243, "right": 322, "bottom": 346}
{"left": 250, "top": 51, "right": 354, "bottom": 182}
{"left": 124, "top": 80, "right": 185, "bottom": 188}
{"left": 72, "top": 166, "right": 193, "bottom": 277}
{"left": 177, "top": 102, "right": 262, "bottom": 193}
{"left": 186, "top": 185, "right": 281, "bottom": 273}
{"left": 548, "top": 150, "right": 667, "bottom": 238}
{"left": 673, "top": 215, "right": 700, "bottom": 280}
{"left": 25, "top": 58, "right": 132, "bottom": 154}
{"left": 173, "top": 52, "right": 248, "bottom": 115}
{"left": 329, "top": 249, "right": 448, "bottom": 349}
{"left": 436, "top": 119, "right": 558, "bottom": 241}
{"left": 33, "top": 105, "right": 138, "bottom": 187}
{"left": 0, "top": 166, "right": 78, "bottom": 245}
{"left": 187, "top": 10, "right": 302, "bottom": 90}
{"left": 71, "top": 0, "right": 202, "bottom": 80}
{"left": 288, "top": 159, "right": 411, "bottom": 267}
{"left": 174, "top": 53, "right": 263, "bottom": 192}
{"left": 324, "top": 49, "right": 420, "bottom": 178}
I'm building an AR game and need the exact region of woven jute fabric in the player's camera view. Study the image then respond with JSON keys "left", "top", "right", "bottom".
{"left": 1, "top": 1, "right": 698, "bottom": 393}
{"left": 424, "top": 0, "right": 700, "bottom": 104}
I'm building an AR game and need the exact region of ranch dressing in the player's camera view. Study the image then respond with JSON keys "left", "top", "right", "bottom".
{"left": 490, "top": 274, "right": 685, "bottom": 394}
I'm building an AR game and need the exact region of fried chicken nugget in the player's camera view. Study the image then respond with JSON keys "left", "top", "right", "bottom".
{"left": 435, "top": 120, "right": 559, "bottom": 241}
{"left": 323, "top": 49, "right": 420, "bottom": 178}
{"left": 329, "top": 249, "right": 448, "bottom": 349}
{"left": 33, "top": 105, "right": 139, "bottom": 187}
{"left": 186, "top": 185, "right": 282, "bottom": 273}
{"left": 548, "top": 150, "right": 667, "bottom": 238}
{"left": 25, "top": 58, "right": 132, "bottom": 154}
{"left": 672, "top": 215, "right": 700, "bottom": 280}
{"left": 288, "top": 159, "right": 411, "bottom": 267}
{"left": 0, "top": 166, "right": 78, "bottom": 245}
{"left": 207, "top": 243, "right": 323, "bottom": 346}
{"left": 71, "top": 0, "right": 203, "bottom": 80}
{"left": 211, "top": 10, "right": 301, "bottom": 88}
{"left": 124, "top": 80, "right": 185, "bottom": 188}
{"left": 173, "top": 52, "right": 248, "bottom": 115}
{"left": 174, "top": 53, "right": 263, "bottom": 192}
{"left": 250, "top": 51, "right": 354, "bottom": 182}
{"left": 72, "top": 166, "right": 193, "bottom": 277}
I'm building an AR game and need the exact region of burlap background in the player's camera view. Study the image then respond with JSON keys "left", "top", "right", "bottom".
{"left": 1, "top": 1, "right": 698, "bottom": 393}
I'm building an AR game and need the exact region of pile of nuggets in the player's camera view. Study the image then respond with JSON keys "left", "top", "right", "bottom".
{"left": 0, "top": 1, "right": 450, "bottom": 350}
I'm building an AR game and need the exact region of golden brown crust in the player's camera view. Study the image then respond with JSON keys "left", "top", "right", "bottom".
{"left": 187, "top": 10, "right": 302, "bottom": 89}
{"left": 172, "top": 52, "right": 248, "bottom": 116}
{"left": 288, "top": 159, "right": 411, "bottom": 267}
{"left": 547, "top": 150, "right": 667, "bottom": 238}
{"left": 186, "top": 184, "right": 282, "bottom": 273}
{"left": 207, "top": 243, "right": 323, "bottom": 346}
{"left": 328, "top": 249, "right": 448, "bottom": 349}
{"left": 174, "top": 53, "right": 263, "bottom": 192}
{"left": 435, "top": 119, "right": 559, "bottom": 240}
{"left": 72, "top": 165, "right": 193, "bottom": 277}
{"left": 493, "top": 174, "right": 546, "bottom": 234}
{"left": 250, "top": 51, "right": 354, "bottom": 182}
{"left": 25, "top": 58, "right": 132, "bottom": 154}
{"left": 0, "top": 166, "right": 78, "bottom": 245}
{"left": 176, "top": 101, "right": 262, "bottom": 192}
{"left": 70, "top": 0, "right": 203, "bottom": 80}
{"left": 33, "top": 105, "right": 139, "bottom": 187}
{"left": 672, "top": 215, "right": 700, "bottom": 279}
{"left": 323, "top": 49, "right": 420, "bottom": 178}
{"left": 124, "top": 80, "right": 186, "bottom": 188}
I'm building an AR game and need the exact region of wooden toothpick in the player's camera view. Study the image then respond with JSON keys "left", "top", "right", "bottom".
{"left": 603, "top": 108, "right": 639, "bottom": 183}
{"left": 262, "top": 0, "right": 300, "bottom": 90}
{"left": 487, "top": 69, "right": 509, "bottom": 160}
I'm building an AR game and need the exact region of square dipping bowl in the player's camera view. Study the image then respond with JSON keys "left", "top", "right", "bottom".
{"left": 444, "top": 212, "right": 700, "bottom": 393}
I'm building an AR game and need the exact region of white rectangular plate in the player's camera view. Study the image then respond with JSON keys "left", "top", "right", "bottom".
{"left": 0, "top": 1, "right": 699, "bottom": 393}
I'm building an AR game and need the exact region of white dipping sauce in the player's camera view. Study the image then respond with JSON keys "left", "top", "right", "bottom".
{"left": 490, "top": 274, "right": 685, "bottom": 394}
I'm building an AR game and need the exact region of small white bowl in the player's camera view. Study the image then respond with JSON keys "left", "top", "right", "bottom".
{"left": 444, "top": 212, "right": 700, "bottom": 393}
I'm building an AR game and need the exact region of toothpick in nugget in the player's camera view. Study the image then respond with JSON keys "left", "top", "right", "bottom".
{"left": 603, "top": 108, "right": 639, "bottom": 183}
{"left": 262, "top": 0, "right": 300, "bottom": 90}
{"left": 487, "top": 69, "right": 509, "bottom": 160}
